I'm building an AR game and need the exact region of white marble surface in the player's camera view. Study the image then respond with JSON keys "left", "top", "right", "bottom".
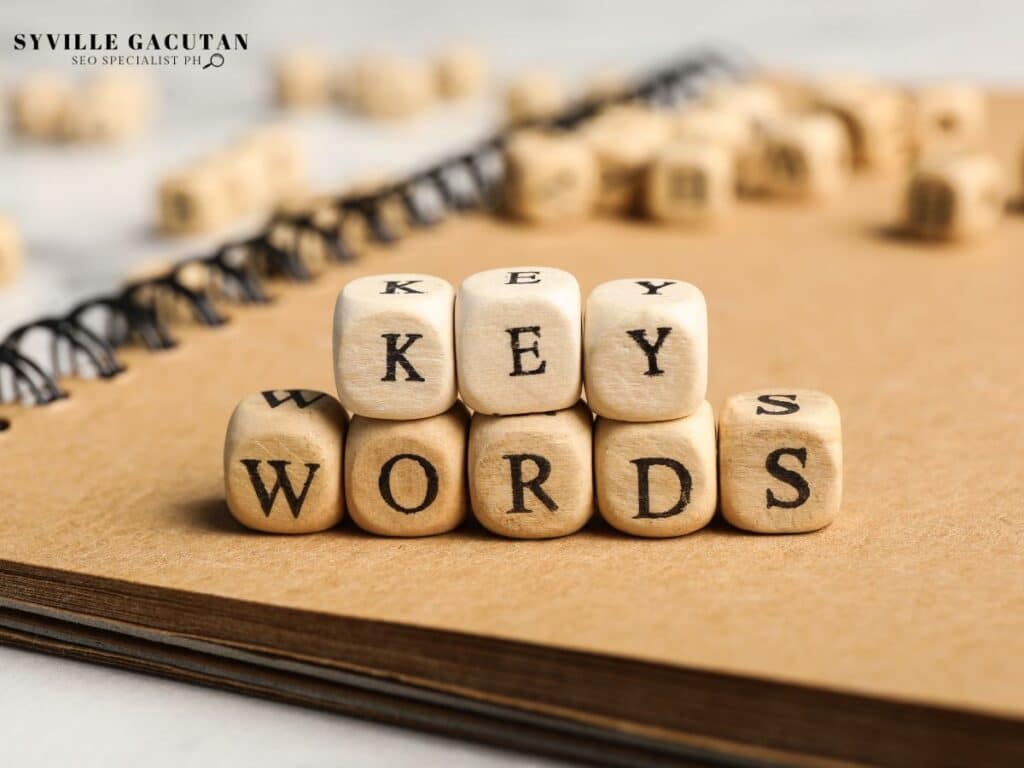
{"left": 1, "top": 1, "right": 1021, "bottom": 765}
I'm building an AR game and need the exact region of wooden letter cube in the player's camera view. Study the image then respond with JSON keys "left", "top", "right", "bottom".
{"left": 468, "top": 402, "right": 593, "bottom": 539}
{"left": 351, "top": 55, "right": 436, "bottom": 120}
{"left": 905, "top": 154, "right": 1004, "bottom": 240}
{"left": 334, "top": 273, "right": 456, "bottom": 420}
{"left": 274, "top": 50, "right": 331, "bottom": 108}
{"left": 582, "top": 106, "right": 673, "bottom": 214}
{"left": 504, "top": 71, "right": 566, "bottom": 124}
{"left": 762, "top": 115, "right": 852, "bottom": 200}
{"left": 345, "top": 403, "right": 469, "bottom": 536}
{"left": 913, "top": 83, "right": 987, "bottom": 155}
{"left": 157, "top": 166, "right": 231, "bottom": 235}
{"left": 503, "top": 131, "right": 598, "bottom": 224}
{"left": 813, "top": 78, "right": 910, "bottom": 172}
{"left": 719, "top": 390, "right": 842, "bottom": 534}
{"left": 456, "top": 266, "right": 582, "bottom": 416}
{"left": 239, "top": 127, "right": 307, "bottom": 202}
{"left": 0, "top": 215, "right": 23, "bottom": 286}
{"left": 645, "top": 141, "right": 735, "bottom": 225}
{"left": 11, "top": 73, "right": 72, "bottom": 141}
{"left": 584, "top": 278, "right": 708, "bottom": 421}
{"left": 224, "top": 390, "right": 347, "bottom": 533}
{"left": 594, "top": 401, "right": 716, "bottom": 537}
{"left": 435, "top": 46, "right": 488, "bottom": 100}
{"left": 702, "top": 81, "right": 783, "bottom": 126}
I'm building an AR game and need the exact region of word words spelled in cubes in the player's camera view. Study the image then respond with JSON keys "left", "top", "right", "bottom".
{"left": 334, "top": 273, "right": 457, "bottom": 420}
{"left": 595, "top": 401, "right": 717, "bottom": 537}
{"left": 719, "top": 390, "right": 842, "bottom": 533}
{"left": 456, "top": 267, "right": 582, "bottom": 416}
{"left": 584, "top": 278, "right": 708, "bottom": 421}
{"left": 345, "top": 404, "right": 469, "bottom": 536}
{"left": 469, "top": 402, "right": 593, "bottom": 539}
{"left": 224, "top": 390, "right": 348, "bottom": 533}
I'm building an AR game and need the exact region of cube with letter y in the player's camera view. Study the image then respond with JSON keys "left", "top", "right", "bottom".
{"left": 584, "top": 278, "right": 708, "bottom": 422}
{"left": 719, "top": 390, "right": 842, "bottom": 533}
{"left": 456, "top": 266, "right": 582, "bottom": 416}
{"left": 334, "top": 273, "right": 457, "bottom": 420}
{"left": 224, "top": 390, "right": 347, "bottom": 533}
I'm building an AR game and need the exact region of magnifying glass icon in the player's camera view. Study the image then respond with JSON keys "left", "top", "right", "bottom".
{"left": 203, "top": 53, "right": 225, "bottom": 70}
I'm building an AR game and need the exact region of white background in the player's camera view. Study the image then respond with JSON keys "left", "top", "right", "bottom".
{"left": 0, "top": 1, "right": 1020, "bottom": 765}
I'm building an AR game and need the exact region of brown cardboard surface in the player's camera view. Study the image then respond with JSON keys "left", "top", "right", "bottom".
{"left": 2, "top": 92, "right": 1023, "bottom": 763}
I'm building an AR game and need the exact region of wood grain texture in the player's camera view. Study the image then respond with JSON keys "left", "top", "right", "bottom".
{"left": 594, "top": 401, "right": 716, "bottom": 538}
{"left": 223, "top": 390, "right": 347, "bottom": 533}
{"left": 333, "top": 272, "right": 457, "bottom": 419}
{"left": 345, "top": 403, "right": 469, "bottom": 537}
{"left": 2, "top": 89, "right": 1024, "bottom": 767}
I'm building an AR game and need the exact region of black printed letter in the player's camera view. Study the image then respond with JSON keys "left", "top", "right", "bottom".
{"left": 635, "top": 280, "right": 676, "bottom": 295}
{"left": 380, "top": 279, "right": 423, "bottom": 294}
{"left": 381, "top": 333, "right": 425, "bottom": 382}
{"left": 626, "top": 327, "right": 672, "bottom": 376}
{"left": 378, "top": 454, "right": 439, "bottom": 514}
{"left": 755, "top": 394, "right": 800, "bottom": 416}
{"left": 631, "top": 458, "right": 692, "bottom": 519}
{"left": 261, "top": 390, "right": 325, "bottom": 409}
{"left": 506, "top": 270, "right": 541, "bottom": 285}
{"left": 503, "top": 454, "right": 558, "bottom": 513}
{"left": 765, "top": 448, "right": 811, "bottom": 509}
{"left": 506, "top": 327, "right": 546, "bottom": 376}
{"left": 240, "top": 460, "right": 321, "bottom": 518}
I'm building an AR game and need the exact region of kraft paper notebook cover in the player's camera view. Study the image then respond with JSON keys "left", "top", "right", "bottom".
{"left": 2, "top": 77, "right": 1024, "bottom": 765}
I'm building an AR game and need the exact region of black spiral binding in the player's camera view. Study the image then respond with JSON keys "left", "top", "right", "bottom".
{"left": 0, "top": 48, "right": 741, "bottom": 431}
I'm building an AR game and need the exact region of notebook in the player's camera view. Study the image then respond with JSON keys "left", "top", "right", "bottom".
{"left": 1, "top": 60, "right": 1023, "bottom": 765}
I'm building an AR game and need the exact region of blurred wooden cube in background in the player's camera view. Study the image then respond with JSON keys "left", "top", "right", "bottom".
{"left": 504, "top": 71, "right": 566, "bottom": 123}
{"left": 435, "top": 45, "right": 489, "bottom": 100}
{"left": 274, "top": 50, "right": 331, "bottom": 108}
{"left": 0, "top": 214, "right": 23, "bottom": 286}
{"left": 503, "top": 130, "right": 598, "bottom": 224}
{"left": 762, "top": 114, "right": 852, "bottom": 200}
{"left": 905, "top": 153, "right": 1004, "bottom": 240}
{"left": 645, "top": 140, "right": 735, "bottom": 225}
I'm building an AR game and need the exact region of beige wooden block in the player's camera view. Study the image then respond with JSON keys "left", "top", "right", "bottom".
{"left": 157, "top": 165, "right": 231, "bottom": 235}
{"left": 645, "top": 141, "right": 735, "bottom": 225}
{"left": 504, "top": 71, "right": 566, "bottom": 123}
{"left": 238, "top": 127, "right": 307, "bottom": 201}
{"left": 913, "top": 83, "right": 987, "bottom": 155}
{"left": 456, "top": 266, "right": 582, "bottom": 416}
{"left": 435, "top": 46, "right": 488, "bottom": 100}
{"left": 224, "top": 390, "right": 347, "bottom": 533}
{"left": 583, "top": 278, "right": 707, "bottom": 422}
{"left": 122, "top": 257, "right": 212, "bottom": 324}
{"left": 274, "top": 50, "right": 331, "bottom": 108}
{"left": 719, "top": 389, "right": 842, "bottom": 534}
{"left": 208, "top": 147, "right": 272, "bottom": 215}
{"left": 594, "top": 401, "right": 716, "bottom": 537}
{"left": 582, "top": 105, "right": 673, "bottom": 214}
{"left": 673, "top": 106, "right": 764, "bottom": 193}
{"left": 702, "top": 81, "right": 783, "bottom": 126}
{"left": 0, "top": 215, "right": 23, "bottom": 286}
{"left": 334, "top": 273, "right": 456, "bottom": 420}
{"left": 904, "top": 153, "right": 1004, "bottom": 240}
{"left": 468, "top": 402, "right": 593, "bottom": 539}
{"left": 345, "top": 403, "right": 469, "bottom": 536}
{"left": 762, "top": 114, "right": 852, "bottom": 200}
{"left": 813, "top": 78, "right": 910, "bottom": 172}
{"left": 11, "top": 73, "right": 72, "bottom": 140}
{"left": 351, "top": 55, "right": 436, "bottom": 120}
{"left": 62, "top": 72, "right": 153, "bottom": 142}
{"left": 503, "top": 131, "right": 598, "bottom": 225}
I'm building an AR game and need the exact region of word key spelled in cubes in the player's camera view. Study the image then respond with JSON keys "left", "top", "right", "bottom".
{"left": 469, "top": 402, "right": 593, "bottom": 539}
{"left": 345, "top": 404, "right": 469, "bottom": 536}
{"left": 224, "top": 390, "right": 347, "bottom": 533}
{"left": 334, "top": 274, "right": 457, "bottom": 420}
{"left": 645, "top": 141, "right": 735, "bottom": 225}
{"left": 905, "top": 154, "right": 1004, "bottom": 240}
{"left": 584, "top": 278, "right": 708, "bottom": 422}
{"left": 719, "top": 390, "right": 842, "bottom": 534}
{"left": 503, "top": 131, "right": 598, "bottom": 225}
{"left": 595, "top": 401, "right": 717, "bottom": 537}
{"left": 456, "top": 267, "right": 582, "bottom": 416}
